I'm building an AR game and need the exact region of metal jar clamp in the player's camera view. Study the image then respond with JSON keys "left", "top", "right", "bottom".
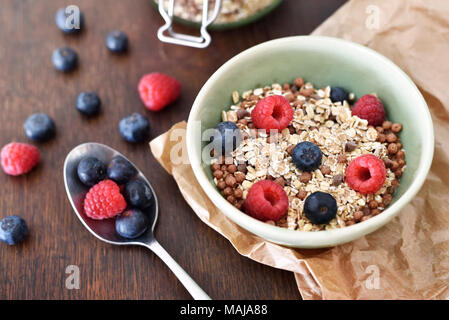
{"left": 157, "top": 0, "right": 222, "bottom": 48}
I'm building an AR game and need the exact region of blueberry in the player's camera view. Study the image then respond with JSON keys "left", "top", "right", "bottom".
{"left": 77, "top": 157, "right": 107, "bottom": 187}
{"left": 107, "top": 156, "right": 137, "bottom": 185}
{"left": 292, "top": 141, "right": 322, "bottom": 172}
{"left": 55, "top": 7, "right": 84, "bottom": 34}
{"left": 0, "top": 215, "right": 28, "bottom": 245}
{"left": 304, "top": 192, "right": 337, "bottom": 225}
{"left": 76, "top": 92, "right": 101, "bottom": 116}
{"left": 124, "top": 179, "right": 153, "bottom": 209}
{"left": 115, "top": 209, "right": 150, "bottom": 239}
{"left": 119, "top": 113, "right": 150, "bottom": 143}
{"left": 330, "top": 87, "right": 349, "bottom": 103}
{"left": 24, "top": 113, "right": 56, "bottom": 142}
{"left": 52, "top": 47, "right": 78, "bottom": 72}
{"left": 105, "top": 31, "right": 128, "bottom": 53}
{"left": 210, "top": 121, "right": 241, "bottom": 156}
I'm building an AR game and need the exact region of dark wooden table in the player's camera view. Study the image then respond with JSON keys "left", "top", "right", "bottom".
{"left": 0, "top": 0, "right": 345, "bottom": 300}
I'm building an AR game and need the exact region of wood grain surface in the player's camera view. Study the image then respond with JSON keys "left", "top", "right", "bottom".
{"left": 0, "top": 0, "right": 345, "bottom": 300}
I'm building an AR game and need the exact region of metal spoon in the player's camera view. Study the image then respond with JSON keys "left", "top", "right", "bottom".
{"left": 63, "top": 142, "right": 210, "bottom": 300}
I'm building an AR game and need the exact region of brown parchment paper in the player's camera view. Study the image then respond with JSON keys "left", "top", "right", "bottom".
{"left": 150, "top": 0, "right": 449, "bottom": 299}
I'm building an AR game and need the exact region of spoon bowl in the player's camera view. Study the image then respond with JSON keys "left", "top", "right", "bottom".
{"left": 63, "top": 142, "right": 158, "bottom": 245}
{"left": 63, "top": 142, "right": 210, "bottom": 300}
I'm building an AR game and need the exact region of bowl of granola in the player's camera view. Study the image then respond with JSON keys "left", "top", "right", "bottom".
{"left": 186, "top": 36, "right": 434, "bottom": 248}
{"left": 153, "top": 0, "right": 283, "bottom": 30}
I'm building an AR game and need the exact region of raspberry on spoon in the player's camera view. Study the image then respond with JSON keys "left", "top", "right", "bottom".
{"left": 83, "top": 179, "right": 127, "bottom": 220}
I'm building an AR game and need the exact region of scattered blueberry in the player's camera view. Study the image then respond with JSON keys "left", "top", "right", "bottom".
{"left": 124, "top": 179, "right": 154, "bottom": 209}
{"left": 119, "top": 113, "right": 150, "bottom": 143}
{"left": 330, "top": 87, "right": 349, "bottom": 103}
{"left": 115, "top": 208, "right": 150, "bottom": 239}
{"left": 77, "top": 157, "right": 107, "bottom": 187}
{"left": 76, "top": 92, "right": 101, "bottom": 116}
{"left": 52, "top": 47, "right": 78, "bottom": 72}
{"left": 210, "top": 121, "right": 242, "bottom": 156}
{"left": 0, "top": 215, "right": 29, "bottom": 245}
{"left": 292, "top": 141, "right": 322, "bottom": 172}
{"left": 304, "top": 192, "right": 337, "bottom": 225}
{"left": 105, "top": 31, "right": 128, "bottom": 53}
{"left": 23, "top": 113, "right": 56, "bottom": 142}
{"left": 107, "top": 156, "right": 137, "bottom": 185}
{"left": 55, "top": 7, "right": 84, "bottom": 34}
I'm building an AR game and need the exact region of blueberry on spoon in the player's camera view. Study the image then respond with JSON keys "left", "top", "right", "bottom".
{"left": 115, "top": 208, "right": 150, "bottom": 239}
{"left": 77, "top": 157, "right": 107, "bottom": 187}
{"left": 124, "top": 179, "right": 154, "bottom": 209}
{"left": 107, "top": 155, "right": 137, "bottom": 185}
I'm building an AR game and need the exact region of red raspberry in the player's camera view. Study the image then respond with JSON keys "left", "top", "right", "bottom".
{"left": 244, "top": 180, "right": 289, "bottom": 222}
{"left": 84, "top": 180, "right": 127, "bottom": 220}
{"left": 346, "top": 154, "right": 386, "bottom": 194}
{"left": 251, "top": 95, "right": 294, "bottom": 132}
{"left": 351, "top": 94, "right": 386, "bottom": 126}
{"left": 138, "top": 72, "right": 181, "bottom": 111}
{"left": 1, "top": 143, "right": 40, "bottom": 176}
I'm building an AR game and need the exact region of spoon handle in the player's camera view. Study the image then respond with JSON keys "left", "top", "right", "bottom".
{"left": 146, "top": 239, "right": 211, "bottom": 300}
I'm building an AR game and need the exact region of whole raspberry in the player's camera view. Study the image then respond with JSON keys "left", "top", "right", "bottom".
{"left": 346, "top": 154, "right": 386, "bottom": 194}
{"left": 244, "top": 180, "right": 289, "bottom": 222}
{"left": 1, "top": 143, "right": 40, "bottom": 176}
{"left": 251, "top": 95, "right": 294, "bottom": 132}
{"left": 351, "top": 94, "right": 386, "bottom": 126}
{"left": 83, "top": 179, "right": 127, "bottom": 220}
{"left": 138, "top": 73, "right": 181, "bottom": 111}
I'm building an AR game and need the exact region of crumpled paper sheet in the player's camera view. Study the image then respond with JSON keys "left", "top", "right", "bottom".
{"left": 150, "top": 0, "right": 449, "bottom": 299}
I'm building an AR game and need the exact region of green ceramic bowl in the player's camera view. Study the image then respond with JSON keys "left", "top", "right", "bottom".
{"left": 187, "top": 36, "right": 434, "bottom": 248}
{"left": 151, "top": 0, "right": 283, "bottom": 31}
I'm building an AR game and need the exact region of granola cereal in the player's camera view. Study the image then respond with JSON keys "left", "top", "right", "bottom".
{"left": 156, "top": 0, "right": 276, "bottom": 24}
{"left": 208, "top": 78, "right": 406, "bottom": 231}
